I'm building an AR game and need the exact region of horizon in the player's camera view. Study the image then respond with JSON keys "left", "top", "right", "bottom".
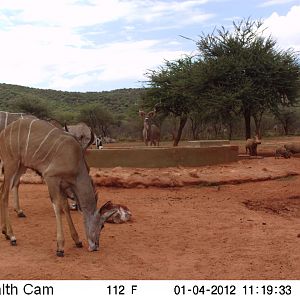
{"left": 0, "top": 0, "right": 299, "bottom": 93}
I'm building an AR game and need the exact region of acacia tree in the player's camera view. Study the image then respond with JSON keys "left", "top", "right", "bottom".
{"left": 144, "top": 56, "right": 200, "bottom": 146}
{"left": 196, "top": 18, "right": 300, "bottom": 139}
{"left": 78, "top": 104, "right": 115, "bottom": 137}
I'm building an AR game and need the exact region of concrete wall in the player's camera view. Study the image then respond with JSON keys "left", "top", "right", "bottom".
{"left": 85, "top": 145, "right": 239, "bottom": 168}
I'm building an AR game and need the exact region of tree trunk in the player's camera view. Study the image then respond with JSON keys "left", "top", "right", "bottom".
{"left": 244, "top": 110, "right": 251, "bottom": 139}
{"left": 283, "top": 123, "right": 289, "bottom": 135}
{"left": 253, "top": 112, "right": 263, "bottom": 138}
{"left": 173, "top": 116, "right": 187, "bottom": 146}
{"left": 228, "top": 122, "right": 233, "bottom": 140}
{"left": 190, "top": 118, "right": 199, "bottom": 140}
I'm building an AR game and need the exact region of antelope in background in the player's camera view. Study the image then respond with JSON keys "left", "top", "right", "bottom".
{"left": 0, "top": 118, "right": 117, "bottom": 256}
{"left": 139, "top": 110, "right": 160, "bottom": 146}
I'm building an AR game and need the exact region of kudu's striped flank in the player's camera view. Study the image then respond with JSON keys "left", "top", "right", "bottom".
{"left": 0, "top": 111, "right": 36, "bottom": 217}
{"left": 0, "top": 118, "right": 116, "bottom": 256}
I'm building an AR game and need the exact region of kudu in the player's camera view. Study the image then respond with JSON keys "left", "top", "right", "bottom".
{"left": 139, "top": 110, "right": 160, "bottom": 146}
{"left": 64, "top": 122, "right": 94, "bottom": 150}
{"left": 0, "top": 116, "right": 94, "bottom": 217}
{"left": 0, "top": 118, "right": 116, "bottom": 256}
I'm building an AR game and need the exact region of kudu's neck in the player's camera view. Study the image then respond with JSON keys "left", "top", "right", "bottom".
{"left": 73, "top": 161, "right": 97, "bottom": 216}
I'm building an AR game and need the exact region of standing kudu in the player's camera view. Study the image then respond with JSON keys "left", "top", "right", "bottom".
{"left": 0, "top": 118, "right": 116, "bottom": 256}
{"left": 139, "top": 110, "right": 160, "bottom": 146}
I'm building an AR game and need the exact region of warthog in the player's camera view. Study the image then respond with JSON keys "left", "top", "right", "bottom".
{"left": 275, "top": 146, "right": 292, "bottom": 159}
{"left": 245, "top": 135, "right": 261, "bottom": 156}
{"left": 283, "top": 142, "right": 300, "bottom": 154}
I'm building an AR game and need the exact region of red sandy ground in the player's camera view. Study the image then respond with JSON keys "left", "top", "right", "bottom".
{"left": 1, "top": 157, "right": 300, "bottom": 279}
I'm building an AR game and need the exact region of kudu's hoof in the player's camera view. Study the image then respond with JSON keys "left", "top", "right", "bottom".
{"left": 17, "top": 211, "right": 26, "bottom": 218}
{"left": 76, "top": 241, "right": 83, "bottom": 248}
{"left": 10, "top": 240, "right": 17, "bottom": 246}
{"left": 56, "top": 250, "right": 64, "bottom": 257}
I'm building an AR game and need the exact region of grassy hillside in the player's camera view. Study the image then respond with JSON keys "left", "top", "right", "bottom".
{"left": 0, "top": 83, "right": 145, "bottom": 117}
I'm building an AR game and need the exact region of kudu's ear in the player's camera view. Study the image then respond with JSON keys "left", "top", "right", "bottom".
{"left": 97, "top": 206, "right": 118, "bottom": 223}
{"left": 99, "top": 200, "right": 113, "bottom": 214}
{"left": 139, "top": 110, "right": 145, "bottom": 118}
{"left": 101, "top": 208, "right": 118, "bottom": 222}
{"left": 147, "top": 111, "right": 156, "bottom": 118}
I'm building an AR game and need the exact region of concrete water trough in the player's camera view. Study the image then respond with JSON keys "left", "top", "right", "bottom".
{"left": 85, "top": 145, "right": 239, "bottom": 168}
{"left": 188, "top": 140, "right": 230, "bottom": 147}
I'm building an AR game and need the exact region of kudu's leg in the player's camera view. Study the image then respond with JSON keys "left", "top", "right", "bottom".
{"left": 44, "top": 176, "right": 65, "bottom": 257}
{"left": 0, "top": 160, "right": 3, "bottom": 177}
{"left": 12, "top": 166, "right": 27, "bottom": 218}
{"left": 60, "top": 194, "right": 83, "bottom": 248}
{"left": 0, "top": 183, "right": 6, "bottom": 238}
{"left": 12, "top": 187, "right": 25, "bottom": 217}
{"left": 0, "top": 177, "right": 17, "bottom": 245}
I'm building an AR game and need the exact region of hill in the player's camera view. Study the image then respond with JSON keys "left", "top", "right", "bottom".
{"left": 0, "top": 83, "right": 146, "bottom": 117}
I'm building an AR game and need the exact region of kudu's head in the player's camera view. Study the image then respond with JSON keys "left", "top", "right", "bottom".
{"left": 73, "top": 174, "right": 117, "bottom": 252}
{"left": 86, "top": 202, "right": 117, "bottom": 251}
{"left": 139, "top": 110, "right": 156, "bottom": 128}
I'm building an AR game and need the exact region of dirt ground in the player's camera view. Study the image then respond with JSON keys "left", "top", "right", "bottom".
{"left": 1, "top": 156, "right": 300, "bottom": 279}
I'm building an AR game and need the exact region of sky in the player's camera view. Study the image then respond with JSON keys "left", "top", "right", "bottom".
{"left": 0, "top": 0, "right": 299, "bottom": 92}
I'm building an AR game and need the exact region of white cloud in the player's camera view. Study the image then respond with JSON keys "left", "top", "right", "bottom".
{"left": 0, "top": 0, "right": 133, "bottom": 28}
{"left": 0, "top": 0, "right": 214, "bottom": 91}
{"left": 0, "top": 30, "right": 188, "bottom": 91}
{"left": 259, "top": 0, "right": 298, "bottom": 7}
{"left": 124, "top": 0, "right": 212, "bottom": 24}
{"left": 47, "top": 40, "right": 188, "bottom": 91}
{"left": 263, "top": 5, "right": 300, "bottom": 51}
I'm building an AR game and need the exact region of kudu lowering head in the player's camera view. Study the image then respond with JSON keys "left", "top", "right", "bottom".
{"left": 86, "top": 201, "right": 118, "bottom": 252}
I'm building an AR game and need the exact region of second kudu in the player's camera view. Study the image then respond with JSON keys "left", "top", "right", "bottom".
{"left": 0, "top": 118, "right": 116, "bottom": 256}
{"left": 139, "top": 110, "right": 160, "bottom": 146}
